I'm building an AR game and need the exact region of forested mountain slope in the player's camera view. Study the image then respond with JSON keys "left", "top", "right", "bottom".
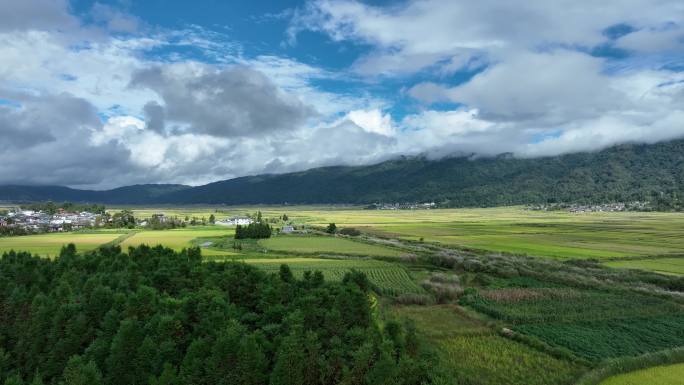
{"left": 2, "top": 139, "right": 683, "bottom": 207}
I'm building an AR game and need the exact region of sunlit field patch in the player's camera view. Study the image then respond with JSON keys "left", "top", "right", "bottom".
{"left": 120, "top": 227, "right": 231, "bottom": 251}
{"left": 0, "top": 232, "right": 122, "bottom": 257}
{"left": 598, "top": 363, "right": 684, "bottom": 385}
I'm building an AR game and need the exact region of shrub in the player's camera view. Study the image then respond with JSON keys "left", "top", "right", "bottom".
{"left": 339, "top": 227, "right": 362, "bottom": 236}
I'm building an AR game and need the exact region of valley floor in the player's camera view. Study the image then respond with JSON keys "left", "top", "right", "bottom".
{"left": 2, "top": 205, "right": 684, "bottom": 384}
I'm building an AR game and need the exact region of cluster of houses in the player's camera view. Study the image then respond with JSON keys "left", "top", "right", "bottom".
{"left": 0, "top": 209, "right": 99, "bottom": 232}
{"left": 216, "top": 216, "right": 254, "bottom": 226}
{"left": 529, "top": 202, "right": 650, "bottom": 213}
{"left": 367, "top": 202, "right": 437, "bottom": 210}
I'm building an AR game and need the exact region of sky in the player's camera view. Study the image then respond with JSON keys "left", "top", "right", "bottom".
{"left": 0, "top": 0, "right": 683, "bottom": 189}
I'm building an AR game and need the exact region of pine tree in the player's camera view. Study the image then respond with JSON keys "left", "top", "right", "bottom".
{"left": 3, "top": 375, "right": 24, "bottom": 385}
{"left": 106, "top": 319, "right": 143, "bottom": 385}
{"left": 149, "top": 363, "right": 178, "bottom": 385}
{"left": 269, "top": 334, "right": 305, "bottom": 385}
{"left": 59, "top": 356, "right": 102, "bottom": 385}
{"left": 237, "top": 334, "right": 267, "bottom": 385}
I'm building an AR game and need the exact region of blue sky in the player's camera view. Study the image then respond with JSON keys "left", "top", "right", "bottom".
{"left": 0, "top": 0, "right": 683, "bottom": 188}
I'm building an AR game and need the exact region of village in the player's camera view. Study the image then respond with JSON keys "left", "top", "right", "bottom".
{"left": 366, "top": 202, "right": 437, "bottom": 210}
{"left": 0, "top": 205, "right": 260, "bottom": 236}
{"left": 527, "top": 201, "right": 651, "bottom": 213}
{"left": 0, "top": 208, "right": 100, "bottom": 233}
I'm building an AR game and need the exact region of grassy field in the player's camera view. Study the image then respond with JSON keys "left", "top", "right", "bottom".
{"left": 120, "top": 227, "right": 231, "bottom": 251}
{"left": 240, "top": 257, "right": 423, "bottom": 295}
{"left": 110, "top": 206, "right": 684, "bottom": 260}
{"left": 0, "top": 232, "right": 122, "bottom": 257}
{"left": 605, "top": 257, "right": 684, "bottom": 275}
{"left": 598, "top": 363, "right": 684, "bottom": 385}
{"left": 319, "top": 208, "right": 684, "bottom": 259}
{"left": 389, "top": 305, "right": 583, "bottom": 385}
{"left": 258, "top": 235, "right": 402, "bottom": 257}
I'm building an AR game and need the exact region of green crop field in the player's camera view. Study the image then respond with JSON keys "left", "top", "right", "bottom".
{"left": 598, "top": 363, "right": 684, "bottom": 385}
{"left": 605, "top": 257, "right": 684, "bottom": 275}
{"left": 241, "top": 257, "right": 423, "bottom": 295}
{"left": 460, "top": 278, "right": 684, "bottom": 361}
{"left": 258, "top": 235, "right": 402, "bottom": 257}
{"left": 0, "top": 232, "right": 123, "bottom": 257}
{"left": 439, "top": 335, "right": 581, "bottom": 385}
{"left": 389, "top": 305, "right": 583, "bottom": 385}
{"left": 120, "top": 227, "right": 231, "bottom": 251}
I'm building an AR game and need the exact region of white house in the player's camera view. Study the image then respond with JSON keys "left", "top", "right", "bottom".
{"left": 217, "top": 216, "right": 254, "bottom": 226}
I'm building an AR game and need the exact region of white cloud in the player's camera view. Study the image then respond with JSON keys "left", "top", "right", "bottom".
{"left": 289, "top": 0, "right": 684, "bottom": 76}
{"left": 346, "top": 109, "right": 394, "bottom": 136}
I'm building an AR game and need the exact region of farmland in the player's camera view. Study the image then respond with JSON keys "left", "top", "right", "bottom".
{"left": 598, "top": 363, "right": 684, "bottom": 385}
{"left": 258, "top": 236, "right": 402, "bottom": 257}
{"left": 241, "top": 257, "right": 423, "bottom": 295}
{"left": 0, "top": 231, "right": 123, "bottom": 257}
{"left": 112, "top": 206, "right": 684, "bottom": 261}
{"left": 389, "top": 305, "right": 583, "bottom": 385}
{"left": 312, "top": 207, "right": 684, "bottom": 259}
{"left": 120, "top": 227, "right": 231, "bottom": 251}
{"left": 460, "top": 274, "right": 684, "bottom": 361}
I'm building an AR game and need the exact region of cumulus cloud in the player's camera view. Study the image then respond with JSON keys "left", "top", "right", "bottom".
{"left": 345, "top": 109, "right": 394, "bottom": 136}
{"left": 0, "top": 91, "right": 139, "bottom": 187}
{"left": 0, "top": 0, "right": 78, "bottom": 33}
{"left": 289, "top": 0, "right": 684, "bottom": 76}
{"left": 130, "top": 65, "right": 316, "bottom": 138}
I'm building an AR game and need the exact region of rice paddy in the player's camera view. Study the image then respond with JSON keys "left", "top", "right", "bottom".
{"left": 247, "top": 206, "right": 684, "bottom": 259}
{"left": 258, "top": 235, "right": 402, "bottom": 256}
{"left": 0, "top": 232, "right": 122, "bottom": 257}
{"left": 120, "top": 227, "right": 231, "bottom": 250}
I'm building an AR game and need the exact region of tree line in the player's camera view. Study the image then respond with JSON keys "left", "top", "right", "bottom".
{"left": 235, "top": 222, "right": 272, "bottom": 239}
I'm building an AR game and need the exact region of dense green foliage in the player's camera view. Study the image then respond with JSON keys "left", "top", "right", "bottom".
{"left": 459, "top": 279, "right": 684, "bottom": 361}
{"left": 0, "top": 245, "right": 430, "bottom": 385}
{"left": 460, "top": 289, "right": 680, "bottom": 324}
{"left": 2, "top": 139, "right": 684, "bottom": 206}
{"left": 235, "top": 223, "right": 272, "bottom": 239}
{"left": 516, "top": 315, "right": 684, "bottom": 361}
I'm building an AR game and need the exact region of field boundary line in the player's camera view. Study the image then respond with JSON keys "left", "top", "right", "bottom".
{"left": 99, "top": 231, "right": 139, "bottom": 249}
{"left": 573, "top": 347, "right": 684, "bottom": 385}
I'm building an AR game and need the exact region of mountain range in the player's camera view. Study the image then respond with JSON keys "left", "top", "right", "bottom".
{"left": 2, "top": 139, "right": 683, "bottom": 207}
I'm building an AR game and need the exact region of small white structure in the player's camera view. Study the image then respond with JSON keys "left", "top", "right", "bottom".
{"left": 281, "top": 225, "right": 294, "bottom": 234}
{"left": 217, "top": 216, "right": 254, "bottom": 226}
